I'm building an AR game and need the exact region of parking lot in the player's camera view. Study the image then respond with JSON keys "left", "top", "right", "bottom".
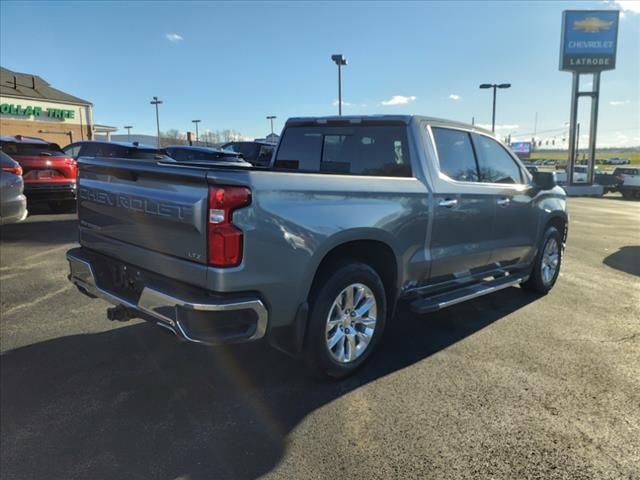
{"left": 0, "top": 197, "right": 638, "bottom": 480}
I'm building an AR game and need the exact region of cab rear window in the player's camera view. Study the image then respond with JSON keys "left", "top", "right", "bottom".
{"left": 274, "top": 125, "right": 411, "bottom": 177}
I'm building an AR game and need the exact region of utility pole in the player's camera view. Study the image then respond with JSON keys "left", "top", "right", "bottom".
{"left": 479, "top": 83, "right": 511, "bottom": 133}
{"left": 124, "top": 126, "right": 133, "bottom": 142}
{"left": 150, "top": 96, "right": 163, "bottom": 148}
{"left": 192, "top": 119, "right": 201, "bottom": 143}
{"left": 266, "top": 115, "right": 276, "bottom": 138}
{"left": 331, "top": 54, "right": 348, "bottom": 116}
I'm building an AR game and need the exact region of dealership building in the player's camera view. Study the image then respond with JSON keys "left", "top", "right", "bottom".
{"left": 0, "top": 66, "right": 111, "bottom": 146}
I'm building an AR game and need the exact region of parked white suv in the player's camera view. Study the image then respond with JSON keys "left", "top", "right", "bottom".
{"left": 554, "top": 166, "right": 591, "bottom": 184}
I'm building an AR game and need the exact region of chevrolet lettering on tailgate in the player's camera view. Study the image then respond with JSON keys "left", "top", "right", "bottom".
{"left": 79, "top": 186, "right": 194, "bottom": 220}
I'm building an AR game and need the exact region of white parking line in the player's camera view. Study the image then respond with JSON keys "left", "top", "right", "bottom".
{"left": 1, "top": 284, "right": 73, "bottom": 317}
{"left": 0, "top": 245, "right": 71, "bottom": 271}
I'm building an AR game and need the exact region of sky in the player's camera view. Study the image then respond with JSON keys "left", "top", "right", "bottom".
{"left": 1, "top": 0, "right": 638, "bottom": 147}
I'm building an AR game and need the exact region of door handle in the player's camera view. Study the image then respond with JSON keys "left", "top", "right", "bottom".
{"left": 497, "top": 197, "right": 511, "bottom": 206}
{"left": 438, "top": 198, "right": 458, "bottom": 208}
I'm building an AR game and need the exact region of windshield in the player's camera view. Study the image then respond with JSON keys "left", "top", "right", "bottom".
{"left": 222, "top": 142, "right": 260, "bottom": 161}
{"left": 1, "top": 142, "right": 65, "bottom": 157}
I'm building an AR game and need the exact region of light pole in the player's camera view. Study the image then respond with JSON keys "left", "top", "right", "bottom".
{"left": 192, "top": 119, "right": 201, "bottom": 143}
{"left": 331, "top": 54, "right": 347, "bottom": 116}
{"left": 266, "top": 115, "right": 276, "bottom": 138}
{"left": 124, "top": 125, "right": 133, "bottom": 142}
{"left": 150, "top": 96, "right": 163, "bottom": 147}
{"left": 479, "top": 83, "right": 511, "bottom": 133}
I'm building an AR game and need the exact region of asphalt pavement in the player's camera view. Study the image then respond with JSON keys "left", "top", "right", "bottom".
{"left": 1, "top": 198, "right": 638, "bottom": 480}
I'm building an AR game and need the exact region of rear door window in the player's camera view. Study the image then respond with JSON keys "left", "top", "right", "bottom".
{"left": 431, "top": 127, "right": 478, "bottom": 182}
{"left": 274, "top": 125, "right": 411, "bottom": 177}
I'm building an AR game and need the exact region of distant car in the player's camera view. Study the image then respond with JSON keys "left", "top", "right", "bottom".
{"left": 62, "top": 140, "right": 169, "bottom": 161}
{"left": 0, "top": 151, "right": 28, "bottom": 225}
{"left": 526, "top": 166, "right": 539, "bottom": 174}
{"left": 553, "top": 166, "right": 594, "bottom": 185}
{"left": 165, "top": 145, "right": 250, "bottom": 166}
{"left": 607, "top": 157, "right": 630, "bottom": 165}
{"left": 220, "top": 141, "right": 275, "bottom": 167}
{"left": 543, "top": 159, "right": 558, "bottom": 166}
{"left": 0, "top": 135, "right": 77, "bottom": 212}
{"left": 613, "top": 167, "right": 640, "bottom": 200}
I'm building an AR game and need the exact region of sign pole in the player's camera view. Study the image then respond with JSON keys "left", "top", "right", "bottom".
{"left": 567, "top": 72, "right": 580, "bottom": 186}
{"left": 587, "top": 72, "right": 601, "bottom": 185}
{"left": 560, "top": 9, "right": 619, "bottom": 189}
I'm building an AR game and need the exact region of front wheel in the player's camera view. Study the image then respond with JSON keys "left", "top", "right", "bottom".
{"left": 305, "top": 262, "right": 387, "bottom": 379}
{"left": 523, "top": 226, "right": 563, "bottom": 294}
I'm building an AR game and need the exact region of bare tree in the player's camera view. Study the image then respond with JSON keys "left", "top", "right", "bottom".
{"left": 160, "top": 129, "right": 186, "bottom": 147}
{"left": 158, "top": 128, "right": 248, "bottom": 147}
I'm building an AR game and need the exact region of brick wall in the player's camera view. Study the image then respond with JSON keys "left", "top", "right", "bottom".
{"left": 0, "top": 118, "right": 92, "bottom": 147}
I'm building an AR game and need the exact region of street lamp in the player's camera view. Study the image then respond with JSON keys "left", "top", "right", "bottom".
{"left": 150, "top": 96, "right": 163, "bottom": 148}
{"left": 331, "top": 54, "right": 347, "bottom": 116}
{"left": 192, "top": 119, "right": 201, "bottom": 143}
{"left": 266, "top": 115, "right": 276, "bottom": 138}
{"left": 124, "top": 125, "right": 133, "bottom": 142}
{"left": 479, "top": 83, "right": 511, "bottom": 133}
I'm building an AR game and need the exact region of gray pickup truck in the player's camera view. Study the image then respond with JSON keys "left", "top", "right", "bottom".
{"left": 67, "top": 115, "right": 568, "bottom": 378}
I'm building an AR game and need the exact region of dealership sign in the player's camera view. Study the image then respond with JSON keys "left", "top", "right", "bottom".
{"left": 0, "top": 103, "right": 75, "bottom": 119}
{"left": 510, "top": 142, "right": 531, "bottom": 155}
{"left": 560, "top": 10, "right": 619, "bottom": 72}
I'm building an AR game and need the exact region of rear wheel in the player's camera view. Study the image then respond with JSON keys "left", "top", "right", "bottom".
{"left": 305, "top": 262, "right": 386, "bottom": 379}
{"left": 523, "top": 226, "right": 563, "bottom": 294}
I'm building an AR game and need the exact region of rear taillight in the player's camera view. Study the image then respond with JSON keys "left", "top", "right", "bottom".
{"left": 1, "top": 166, "right": 22, "bottom": 176}
{"left": 208, "top": 185, "right": 251, "bottom": 267}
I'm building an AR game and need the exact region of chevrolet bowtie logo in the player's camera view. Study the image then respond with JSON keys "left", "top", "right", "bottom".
{"left": 573, "top": 17, "right": 613, "bottom": 33}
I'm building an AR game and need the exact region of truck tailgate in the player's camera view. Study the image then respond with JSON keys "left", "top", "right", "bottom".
{"left": 77, "top": 157, "right": 209, "bottom": 265}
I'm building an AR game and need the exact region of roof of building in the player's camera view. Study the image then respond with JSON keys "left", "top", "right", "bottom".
{"left": 0, "top": 66, "right": 92, "bottom": 106}
{"left": 94, "top": 124, "right": 118, "bottom": 133}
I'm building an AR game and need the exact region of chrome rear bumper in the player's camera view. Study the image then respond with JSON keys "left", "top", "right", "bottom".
{"left": 66, "top": 251, "right": 268, "bottom": 345}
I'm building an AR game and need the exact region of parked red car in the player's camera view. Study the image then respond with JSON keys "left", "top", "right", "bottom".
{"left": 0, "top": 135, "right": 77, "bottom": 212}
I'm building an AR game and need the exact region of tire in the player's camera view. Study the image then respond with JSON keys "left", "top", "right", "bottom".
{"left": 49, "top": 200, "right": 77, "bottom": 213}
{"left": 523, "top": 226, "right": 563, "bottom": 294}
{"left": 305, "top": 262, "right": 387, "bottom": 379}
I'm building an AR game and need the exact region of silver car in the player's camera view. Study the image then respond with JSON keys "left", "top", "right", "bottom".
{"left": 0, "top": 150, "right": 28, "bottom": 225}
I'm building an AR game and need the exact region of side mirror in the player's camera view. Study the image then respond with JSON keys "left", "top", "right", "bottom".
{"left": 532, "top": 171, "right": 556, "bottom": 190}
